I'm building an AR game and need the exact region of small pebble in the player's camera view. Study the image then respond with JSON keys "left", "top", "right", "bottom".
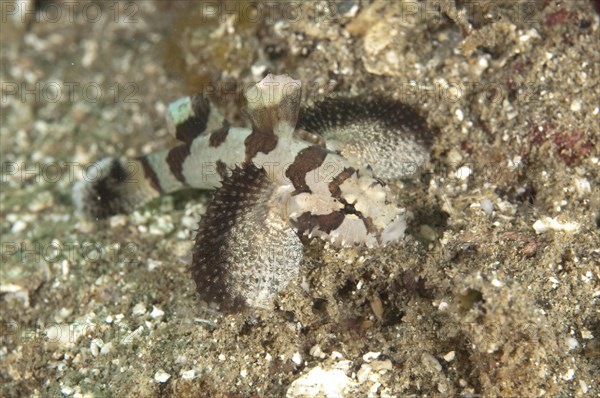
{"left": 533, "top": 217, "right": 580, "bottom": 234}
{"left": 181, "top": 370, "right": 195, "bottom": 380}
{"left": 154, "top": 370, "right": 171, "bottom": 383}
{"left": 419, "top": 224, "right": 437, "bottom": 242}
{"left": 181, "top": 215, "right": 199, "bottom": 230}
{"left": 566, "top": 337, "right": 579, "bottom": 351}
{"left": 480, "top": 199, "right": 493, "bottom": 215}
{"left": 286, "top": 367, "right": 355, "bottom": 398}
{"left": 251, "top": 64, "right": 267, "bottom": 78}
{"left": 101, "top": 342, "right": 113, "bottom": 355}
{"left": 421, "top": 352, "right": 442, "bottom": 373}
{"left": 443, "top": 351, "right": 455, "bottom": 362}
{"left": 573, "top": 177, "right": 591, "bottom": 196}
{"left": 150, "top": 306, "right": 165, "bottom": 319}
{"left": 454, "top": 166, "right": 472, "bottom": 181}
{"left": 370, "top": 359, "right": 392, "bottom": 371}
{"left": 370, "top": 295, "right": 384, "bottom": 321}
{"left": 362, "top": 352, "right": 381, "bottom": 362}
{"left": 309, "top": 345, "right": 327, "bottom": 359}
{"left": 11, "top": 220, "right": 28, "bottom": 233}
{"left": 90, "top": 339, "right": 103, "bottom": 357}
{"left": 147, "top": 259, "right": 162, "bottom": 271}
{"left": 446, "top": 148, "right": 463, "bottom": 166}
{"left": 149, "top": 215, "right": 174, "bottom": 235}
{"left": 109, "top": 215, "right": 128, "bottom": 228}
{"left": 28, "top": 191, "right": 54, "bottom": 212}
{"left": 491, "top": 279, "right": 503, "bottom": 288}
{"left": 132, "top": 303, "right": 147, "bottom": 316}
{"left": 357, "top": 364, "right": 371, "bottom": 384}
{"left": 561, "top": 369, "right": 575, "bottom": 381}
{"left": 292, "top": 352, "right": 303, "bottom": 366}
{"left": 454, "top": 108, "right": 464, "bottom": 121}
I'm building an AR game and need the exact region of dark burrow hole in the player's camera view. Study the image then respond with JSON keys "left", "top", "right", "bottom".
{"left": 312, "top": 298, "right": 328, "bottom": 316}
{"left": 458, "top": 288, "right": 484, "bottom": 311}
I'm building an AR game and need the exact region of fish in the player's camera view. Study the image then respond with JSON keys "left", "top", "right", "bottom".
{"left": 73, "top": 74, "right": 435, "bottom": 312}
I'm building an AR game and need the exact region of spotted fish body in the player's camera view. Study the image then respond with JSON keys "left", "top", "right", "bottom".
{"left": 74, "top": 74, "right": 434, "bottom": 312}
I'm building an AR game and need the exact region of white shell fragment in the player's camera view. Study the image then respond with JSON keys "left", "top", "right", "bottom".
{"left": 286, "top": 367, "right": 356, "bottom": 398}
{"left": 154, "top": 370, "right": 171, "bottom": 383}
{"left": 533, "top": 216, "right": 580, "bottom": 234}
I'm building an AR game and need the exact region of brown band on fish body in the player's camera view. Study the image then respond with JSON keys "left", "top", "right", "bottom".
{"left": 244, "top": 130, "right": 278, "bottom": 162}
{"left": 215, "top": 159, "right": 228, "bottom": 179}
{"left": 208, "top": 122, "right": 230, "bottom": 148}
{"left": 328, "top": 167, "right": 356, "bottom": 198}
{"left": 166, "top": 143, "right": 191, "bottom": 185}
{"left": 360, "top": 215, "right": 378, "bottom": 235}
{"left": 292, "top": 210, "right": 345, "bottom": 235}
{"left": 137, "top": 156, "right": 164, "bottom": 194}
{"left": 173, "top": 94, "right": 211, "bottom": 144}
{"left": 175, "top": 118, "right": 205, "bottom": 145}
{"left": 285, "top": 145, "right": 329, "bottom": 195}
{"left": 317, "top": 211, "right": 345, "bottom": 233}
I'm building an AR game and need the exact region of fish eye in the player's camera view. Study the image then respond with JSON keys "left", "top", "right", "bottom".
{"left": 342, "top": 202, "right": 358, "bottom": 215}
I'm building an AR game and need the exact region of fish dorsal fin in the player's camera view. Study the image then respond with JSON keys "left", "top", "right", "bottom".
{"left": 298, "top": 96, "right": 437, "bottom": 180}
{"left": 166, "top": 93, "right": 226, "bottom": 144}
{"left": 191, "top": 162, "right": 303, "bottom": 312}
{"left": 244, "top": 74, "right": 302, "bottom": 139}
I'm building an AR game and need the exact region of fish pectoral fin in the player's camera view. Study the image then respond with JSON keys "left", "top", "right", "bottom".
{"left": 191, "top": 162, "right": 303, "bottom": 313}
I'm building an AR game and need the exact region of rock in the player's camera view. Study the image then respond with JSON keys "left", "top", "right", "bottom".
{"left": 154, "top": 370, "right": 171, "bottom": 383}
{"left": 286, "top": 367, "right": 356, "bottom": 398}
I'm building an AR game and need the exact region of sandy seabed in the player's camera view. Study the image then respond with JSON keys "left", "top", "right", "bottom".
{"left": 1, "top": 1, "right": 598, "bottom": 397}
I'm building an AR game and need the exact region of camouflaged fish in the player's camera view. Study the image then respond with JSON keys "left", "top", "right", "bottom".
{"left": 73, "top": 74, "right": 435, "bottom": 312}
